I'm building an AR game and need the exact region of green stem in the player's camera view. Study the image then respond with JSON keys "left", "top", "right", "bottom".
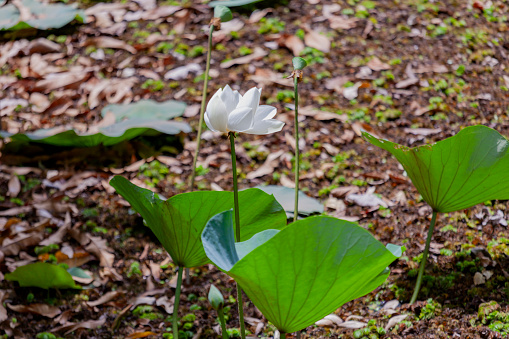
{"left": 218, "top": 307, "right": 229, "bottom": 339}
{"left": 410, "top": 211, "right": 438, "bottom": 304}
{"left": 296, "top": 332, "right": 301, "bottom": 339}
{"left": 280, "top": 331, "right": 286, "bottom": 339}
{"left": 190, "top": 25, "right": 215, "bottom": 190}
{"left": 173, "top": 268, "right": 184, "bottom": 339}
{"left": 293, "top": 76, "right": 300, "bottom": 223}
{"left": 229, "top": 132, "right": 246, "bottom": 339}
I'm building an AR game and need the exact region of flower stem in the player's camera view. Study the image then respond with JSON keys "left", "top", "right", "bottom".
{"left": 228, "top": 131, "right": 246, "bottom": 339}
{"left": 410, "top": 211, "right": 438, "bottom": 304}
{"left": 189, "top": 25, "right": 215, "bottom": 190}
{"left": 172, "top": 267, "right": 184, "bottom": 339}
{"left": 279, "top": 331, "right": 286, "bottom": 339}
{"left": 218, "top": 307, "right": 229, "bottom": 339}
{"left": 293, "top": 76, "right": 300, "bottom": 223}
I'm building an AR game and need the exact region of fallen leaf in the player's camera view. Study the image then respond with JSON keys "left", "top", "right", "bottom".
{"left": 164, "top": 63, "right": 202, "bottom": 80}
{"left": 385, "top": 314, "right": 408, "bottom": 331}
{"left": 304, "top": 29, "right": 330, "bottom": 53}
{"left": 7, "top": 303, "right": 61, "bottom": 318}
{"left": 86, "top": 291, "right": 122, "bottom": 307}
{"left": 279, "top": 34, "right": 305, "bottom": 56}
{"left": 328, "top": 16, "right": 359, "bottom": 30}
{"left": 414, "top": 64, "right": 448, "bottom": 74}
{"left": 248, "top": 68, "right": 293, "bottom": 87}
{"left": 343, "top": 82, "right": 361, "bottom": 100}
{"left": 246, "top": 150, "right": 285, "bottom": 179}
{"left": 127, "top": 332, "right": 158, "bottom": 339}
{"left": 52, "top": 317, "right": 107, "bottom": 335}
{"left": 403, "top": 128, "right": 442, "bottom": 136}
{"left": 220, "top": 47, "right": 267, "bottom": 68}
{"left": 337, "top": 321, "right": 367, "bottom": 329}
{"left": 297, "top": 106, "right": 347, "bottom": 121}
{"left": 156, "top": 295, "right": 174, "bottom": 314}
{"left": 346, "top": 187, "right": 388, "bottom": 208}
{"left": 7, "top": 175, "right": 21, "bottom": 197}
{"left": 83, "top": 37, "right": 137, "bottom": 54}
{"left": 474, "top": 272, "right": 486, "bottom": 285}
{"left": 367, "top": 57, "right": 391, "bottom": 71}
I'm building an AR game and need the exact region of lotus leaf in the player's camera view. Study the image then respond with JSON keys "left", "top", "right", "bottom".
{"left": 202, "top": 212, "right": 402, "bottom": 333}
{"left": 0, "top": 0, "right": 85, "bottom": 31}
{"left": 5, "top": 262, "right": 81, "bottom": 289}
{"left": 0, "top": 100, "right": 190, "bottom": 147}
{"left": 209, "top": 0, "right": 262, "bottom": 7}
{"left": 110, "top": 176, "right": 287, "bottom": 268}
{"left": 363, "top": 125, "right": 509, "bottom": 213}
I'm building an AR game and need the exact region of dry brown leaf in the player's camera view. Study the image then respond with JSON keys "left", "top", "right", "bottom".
{"left": 304, "top": 29, "right": 330, "bottom": 53}
{"left": 328, "top": 16, "right": 359, "bottom": 30}
{"left": 1, "top": 232, "right": 43, "bottom": 256}
{"left": 220, "top": 47, "right": 267, "bottom": 68}
{"left": 395, "top": 77, "right": 419, "bottom": 89}
{"left": 52, "top": 317, "right": 107, "bottom": 335}
{"left": 69, "top": 230, "right": 114, "bottom": 267}
{"left": 0, "top": 290, "right": 9, "bottom": 322}
{"left": 34, "top": 71, "right": 90, "bottom": 92}
{"left": 403, "top": 128, "right": 442, "bottom": 136}
{"left": 7, "top": 303, "right": 61, "bottom": 318}
{"left": 29, "top": 92, "right": 51, "bottom": 113}
{"left": 83, "top": 37, "right": 136, "bottom": 54}
{"left": 297, "top": 106, "right": 347, "bottom": 121}
{"left": 86, "top": 291, "right": 122, "bottom": 307}
{"left": 414, "top": 64, "right": 448, "bottom": 74}
{"left": 248, "top": 68, "right": 293, "bottom": 87}
{"left": 156, "top": 295, "right": 174, "bottom": 314}
{"left": 24, "top": 38, "right": 61, "bottom": 55}
{"left": 248, "top": 8, "right": 272, "bottom": 23}
{"left": 367, "top": 57, "right": 391, "bottom": 71}
{"left": 246, "top": 150, "right": 285, "bottom": 180}
{"left": 279, "top": 34, "right": 305, "bottom": 56}
{"left": 39, "top": 213, "right": 71, "bottom": 246}
{"left": 7, "top": 175, "right": 20, "bottom": 197}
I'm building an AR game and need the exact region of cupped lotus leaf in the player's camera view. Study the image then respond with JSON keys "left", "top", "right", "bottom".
{"left": 0, "top": 0, "right": 85, "bottom": 31}
{"left": 5, "top": 262, "right": 81, "bottom": 289}
{"left": 110, "top": 176, "right": 287, "bottom": 268}
{"left": 202, "top": 212, "right": 402, "bottom": 333}
{"left": 363, "top": 125, "right": 509, "bottom": 213}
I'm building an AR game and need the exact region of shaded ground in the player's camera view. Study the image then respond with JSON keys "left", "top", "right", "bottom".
{"left": 1, "top": 0, "right": 509, "bottom": 337}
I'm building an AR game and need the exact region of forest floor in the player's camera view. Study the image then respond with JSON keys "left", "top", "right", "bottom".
{"left": 1, "top": 0, "right": 509, "bottom": 338}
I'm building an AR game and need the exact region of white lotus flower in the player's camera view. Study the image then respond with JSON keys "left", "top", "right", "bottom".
{"left": 204, "top": 85, "right": 285, "bottom": 135}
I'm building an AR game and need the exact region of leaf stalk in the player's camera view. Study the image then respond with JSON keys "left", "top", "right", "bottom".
{"left": 410, "top": 211, "right": 438, "bottom": 304}
{"left": 172, "top": 268, "right": 184, "bottom": 339}
{"left": 293, "top": 75, "right": 300, "bottom": 223}
{"left": 229, "top": 131, "right": 246, "bottom": 339}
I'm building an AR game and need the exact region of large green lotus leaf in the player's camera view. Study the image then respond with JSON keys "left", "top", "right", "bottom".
{"left": 363, "top": 125, "right": 509, "bottom": 213}
{"left": 101, "top": 100, "right": 187, "bottom": 122}
{"left": 110, "top": 176, "right": 287, "bottom": 268}
{"left": 0, "top": 99, "right": 190, "bottom": 147}
{"left": 0, "top": 0, "right": 85, "bottom": 31}
{"left": 5, "top": 262, "right": 81, "bottom": 289}
{"left": 202, "top": 212, "right": 402, "bottom": 333}
{"left": 255, "top": 185, "right": 324, "bottom": 218}
{"left": 209, "top": 0, "right": 262, "bottom": 7}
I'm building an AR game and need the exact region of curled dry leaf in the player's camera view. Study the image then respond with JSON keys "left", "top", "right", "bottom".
{"left": 248, "top": 68, "right": 293, "bottom": 87}
{"left": 367, "top": 57, "right": 391, "bottom": 71}
{"left": 246, "top": 150, "right": 285, "bottom": 180}
{"left": 83, "top": 37, "right": 137, "bottom": 54}
{"left": 385, "top": 314, "right": 408, "bottom": 331}
{"left": 304, "top": 27, "right": 330, "bottom": 53}
{"left": 279, "top": 34, "right": 305, "bottom": 56}
{"left": 7, "top": 175, "right": 21, "bottom": 197}
{"left": 7, "top": 303, "right": 61, "bottom": 318}
{"left": 220, "top": 47, "right": 267, "bottom": 68}
{"left": 86, "top": 290, "right": 122, "bottom": 307}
